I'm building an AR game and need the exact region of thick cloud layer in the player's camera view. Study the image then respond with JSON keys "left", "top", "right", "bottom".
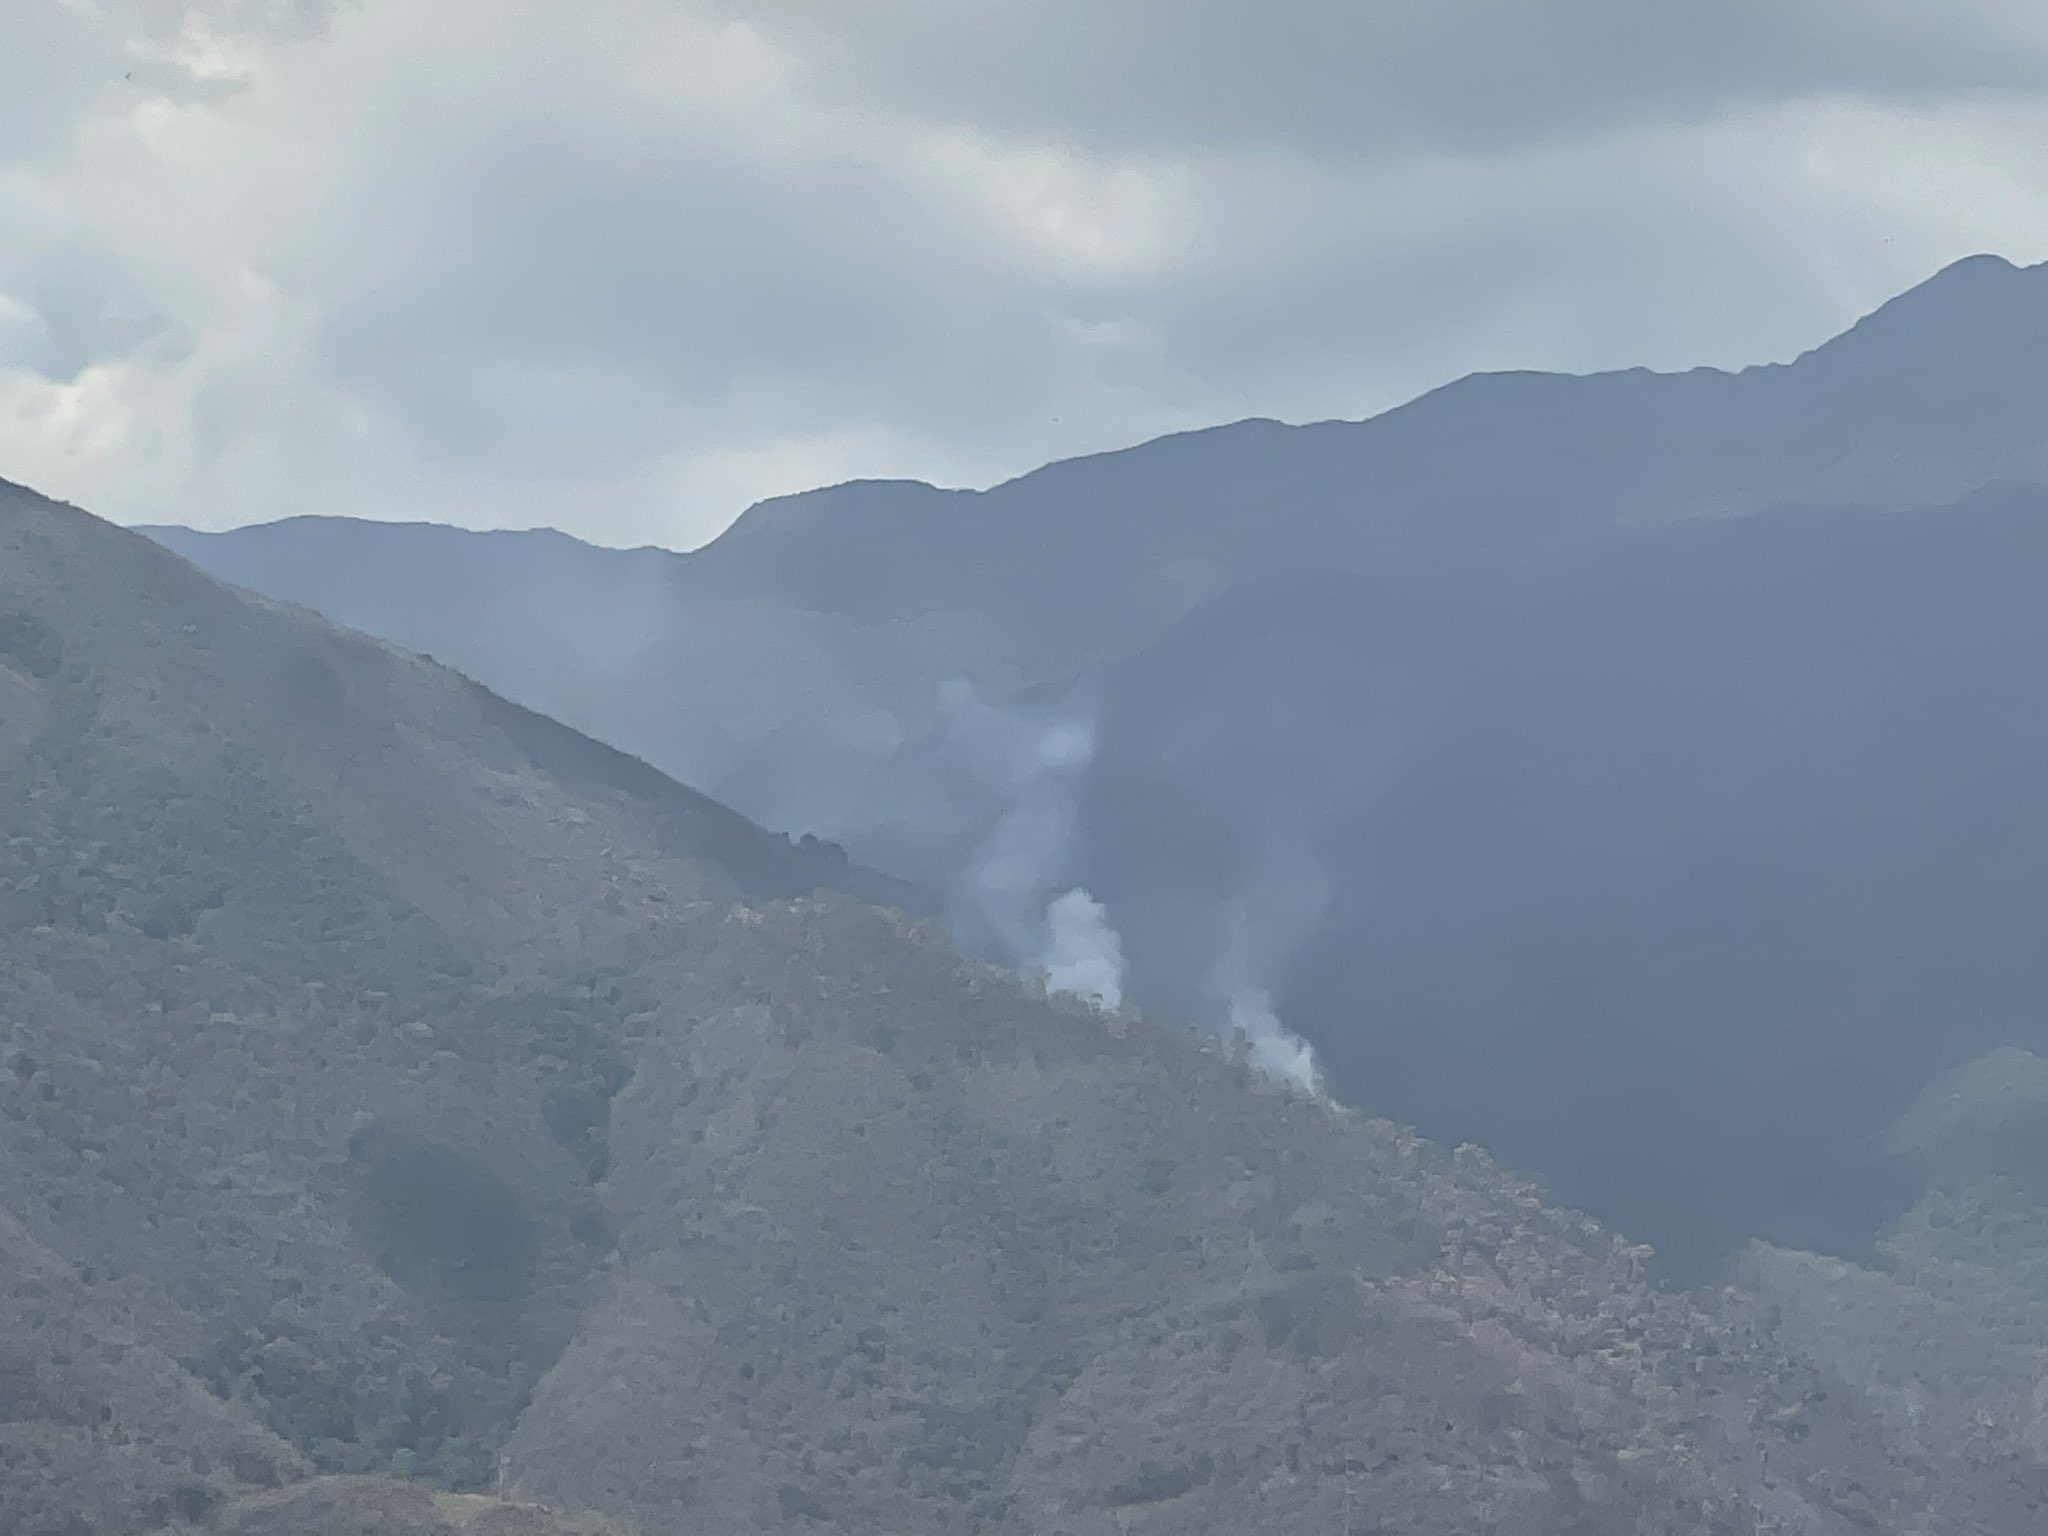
{"left": 5, "top": 1, "right": 2048, "bottom": 545}
{"left": 716, "top": 0, "right": 2048, "bottom": 156}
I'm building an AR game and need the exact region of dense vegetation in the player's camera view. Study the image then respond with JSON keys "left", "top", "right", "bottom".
{"left": 155, "top": 254, "right": 2048, "bottom": 1275}
{"left": 10, "top": 479, "right": 2048, "bottom": 1532}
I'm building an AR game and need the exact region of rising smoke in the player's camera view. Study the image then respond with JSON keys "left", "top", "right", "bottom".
{"left": 939, "top": 680, "right": 1127, "bottom": 1011}
{"left": 1228, "top": 987, "right": 1319, "bottom": 1096}
{"left": 1042, "top": 889, "right": 1126, "bottom": 1011}
{"left": 938, "top": 680, "right": 1327, "bottom": 1084}
{"left": 1214, "top": 831, "right": 1328, "bottom": 1096}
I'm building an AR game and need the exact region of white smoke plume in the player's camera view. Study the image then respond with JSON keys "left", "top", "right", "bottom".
{"left": 1228, "top": 986, "right": 1320, "bottom": 1096}
{"left": 1041, "top": 888, "right": 1126, "bottom": 1010}
{"left": 1215, "top": 830, "right": 1329, "bottom": 1096}
{"left": 938, "top": 679, "right": 1127, "bottom": 1012}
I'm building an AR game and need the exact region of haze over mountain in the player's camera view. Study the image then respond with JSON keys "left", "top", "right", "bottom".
{"left": 30, "top": 477, "right": 2048, "bottom": 1531}
{"left": 152, "top": 251, "right": 2048, "bottom": 1272}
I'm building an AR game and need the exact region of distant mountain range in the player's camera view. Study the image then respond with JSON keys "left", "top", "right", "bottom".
{"left": 149, "top": 253, "right": 2048, "bottom": 1273}
{"left": 32, "top": 478, "right": 2048, "bottom": 1532}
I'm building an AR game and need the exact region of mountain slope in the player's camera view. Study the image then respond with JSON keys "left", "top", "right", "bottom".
{"left": 0, "top": 1201, "right": 303, "bottom": 1535}
{"left": 0, "top": 475, "right": 899, "bottom": 1522}
{"left": 1079, "top": 485, "right": 2048, "bottom": 1267}
{"left": 144, "top": 253, "right": 2048, "bottom": 1271}
{"left": 501, "top": 896, "right": 1860, "bottom": 1536}
{"left": 154, "top": 255, "right": 2048, "bottom": 834}
{"left": 14, "top": 480, "right": 2046, "bottom": 1530}
{"left": 502, "top": 890, "right": 2048, "bottom": 1535}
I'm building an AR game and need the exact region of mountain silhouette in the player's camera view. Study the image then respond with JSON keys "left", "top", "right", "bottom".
{"left": 146, "top": 253, "right": 2048, "bottom": 1272}
{"left": 18, "top": 475, "right": 2008, "bottom": 1532}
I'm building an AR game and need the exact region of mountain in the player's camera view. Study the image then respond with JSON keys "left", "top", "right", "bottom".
{"left": 147, "top": 253, "right": 2048, "bottom": 1272}
{"left": 0, "top": 474, "right": 903, "bottom": 1529}
{"left": 19, "top": 479, "right": 2048, "bottom": 1529}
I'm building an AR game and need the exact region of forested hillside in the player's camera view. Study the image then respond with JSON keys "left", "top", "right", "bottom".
{"left": 17, "top": 479, "right": 2048, "bottom": 1531}
{"left": 153, "top": 253, "right": 2048, "bottom": 1270}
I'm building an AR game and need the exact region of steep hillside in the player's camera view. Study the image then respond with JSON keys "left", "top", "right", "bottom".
{"left": 506, "top": 894, "right": 1992, "bottom": 1536}
{"left": 13, "top": 480, "right": 2046, "bottom": 1531}
{"left": 147, "top": 253, "right": 2048, "bottom": 1270}
{"left": 0, "top": 477, "right": 896, "bottom": 1524}
{"left": 0, "top": 1202, "right": 303, "bottom": 1535}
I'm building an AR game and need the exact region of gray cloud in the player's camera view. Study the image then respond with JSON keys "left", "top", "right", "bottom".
{"left": 717, "top": 0, "right": 2048, "bottom": 157}
{"left": 3, "top": 2, "right": 2048, "bottom": 546}
{"left": 1, "top": 7, "right": 105, "bottom": 160}
{"left": 316, "top": 128, "right": 1056, "bottom": 473}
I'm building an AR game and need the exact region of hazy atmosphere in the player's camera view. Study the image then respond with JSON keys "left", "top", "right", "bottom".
{"left": 11, "top": 5, "right": 2048, "bottom": 1535}
{"left": 6, "top": 1, "right": 2048, "bottom": 544}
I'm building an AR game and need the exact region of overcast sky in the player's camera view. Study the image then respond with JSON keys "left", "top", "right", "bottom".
{"left": 6, "top": 1, "right": 2048, "bottom": 549}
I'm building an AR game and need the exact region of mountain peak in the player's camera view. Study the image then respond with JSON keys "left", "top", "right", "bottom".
{"left": 1802, "top": 250, "right": 2048, "bottom": 368}
{"left": 1876, "top": 250, "right": 2037, "bottom": 314}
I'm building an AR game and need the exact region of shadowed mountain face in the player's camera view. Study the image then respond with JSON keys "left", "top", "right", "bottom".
{"left": 19, "top": 487, "right": 2048, "bottom": 1531}
{"left": 150, "top": 253, "right": 2048, "bottom": 1274}
{"left": 15, "top": 480, "right": 2048, "bottom": 1532}
{"left": 1179, "top": 493, "right": 2048, "bottom": 1268}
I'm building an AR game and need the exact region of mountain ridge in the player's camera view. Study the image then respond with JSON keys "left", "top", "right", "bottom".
{"left": 15, "top": 479, "right": 2048, "bottom": 1530}
{"left": 145, "top": 253, "right": 2048, "bottom": 561}
{"left": 131, "top": 253, "right": 2048, "bottom": 1273}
